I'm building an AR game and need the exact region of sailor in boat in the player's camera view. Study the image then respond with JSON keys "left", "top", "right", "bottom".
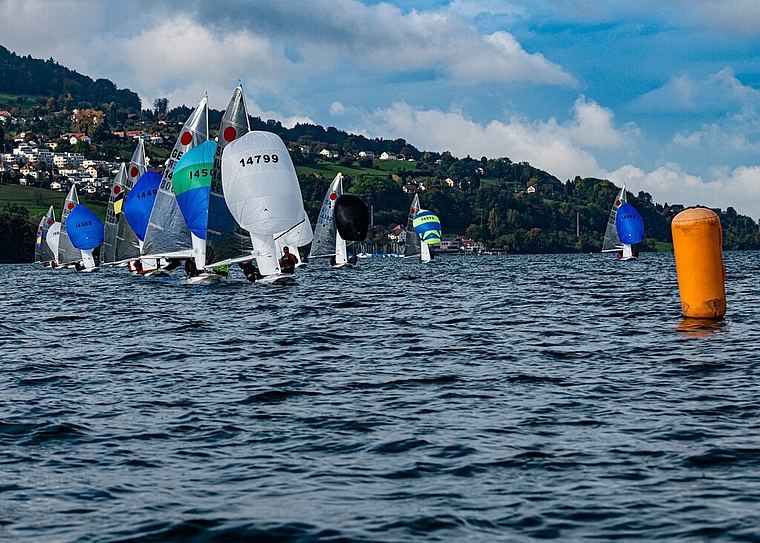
{"left": 239, "top": 260, "right": 263, "bottom": 282}
{"left": 164, "top": 258, "right": 182, "bottom": 272}
{"left": 348, "top": 253, "right": 358, "bottom": 266}
{"left": 184, "top": 258, "right": 200, "bottom": 278}
{"left": 212, "top": 265, "right": 229, "bottom": 277}
{"left": 279, "top": 247, "right": 298, "bottom": 274}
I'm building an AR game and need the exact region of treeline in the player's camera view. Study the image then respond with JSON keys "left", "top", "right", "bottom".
{"left": 0, "top": 46, "right": 141, "bottom": 113}
{"left": 0, "top": 203, "right": 35, "bottom": 263}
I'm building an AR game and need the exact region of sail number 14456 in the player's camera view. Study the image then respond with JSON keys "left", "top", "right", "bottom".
{"left": 239, "top": 154, "right": 279, "bottom": 167}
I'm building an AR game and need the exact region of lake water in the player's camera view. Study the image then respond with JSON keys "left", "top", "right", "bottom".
{"left": 2, "top": 252, "right": 760, "bottom": 542}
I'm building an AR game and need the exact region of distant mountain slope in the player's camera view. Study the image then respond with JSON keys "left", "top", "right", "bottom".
{"left": 0, "top": 45, "right": 140, "bottom": 111}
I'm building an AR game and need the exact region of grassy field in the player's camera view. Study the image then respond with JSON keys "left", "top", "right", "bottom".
{"left": 0, "top": 184, "right": 108, "bottom": 222}
{"left": 0, "top": 92, "right": 43, "bottom": 110}
{"left": 296, "top": 159, "right": 428, "bottom": 181}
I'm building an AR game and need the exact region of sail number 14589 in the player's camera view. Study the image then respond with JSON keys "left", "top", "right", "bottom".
{"left": 239, "top": 154, "right": 279, "bottom": 167}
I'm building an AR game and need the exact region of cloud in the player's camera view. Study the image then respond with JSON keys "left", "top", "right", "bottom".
{"left": 361, "top": 96, "right": 636, "bottom": 181}
{"left": 634, "top": 68, "right": 760, "bottom": 114}
{"left": 608, "top": 162, "right": 760, "bottom": 218}
{"left": 684, "top": 0, "right": 760, "bottom": 36}
{"left": 189, "top": 0, "right": 575, "bottom": 86}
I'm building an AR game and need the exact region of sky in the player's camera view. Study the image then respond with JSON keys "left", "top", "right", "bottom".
{"left": 1, "top": 0, "right": 759, "bottom": 218}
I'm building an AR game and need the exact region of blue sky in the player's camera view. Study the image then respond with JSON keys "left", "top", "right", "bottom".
{"left": 1, "top": 0, "right": 759, "bottom": 217}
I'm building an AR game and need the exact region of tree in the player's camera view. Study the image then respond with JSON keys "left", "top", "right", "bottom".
{"left": 153, "top": 97, "right": 169, "bottom": 116}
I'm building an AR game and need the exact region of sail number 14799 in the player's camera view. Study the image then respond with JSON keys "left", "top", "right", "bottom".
{"left": 239, "top": 154, "right": 279, "bottom": 167}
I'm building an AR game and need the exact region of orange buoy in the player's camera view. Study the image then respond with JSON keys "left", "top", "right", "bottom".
{"left": 671, "top": 208, "right": 726, "bottom": 319}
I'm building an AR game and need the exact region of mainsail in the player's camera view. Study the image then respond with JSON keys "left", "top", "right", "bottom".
{"left": 35, "top": 205, "right": 56, "bottom": 264}
{"left": 102, "top": 163, "right": 141, "bottom": 264}
{"left": 221, "top": 131, "right": 304, "bottom": 276}
{"left": 58, "top": 185, "right": 83, "bottom": 266}
{"left": 404, "top": 194, "right": 423, "bottom": 258}
{"left": 602, "top": 185, "right": 626, "bottom": 253}
{"left": 310, "top": 172, "right": 344, "bottom": 259}
{"left": 142, "top": 97, "right": 208, "bottom": 259}
{"left": 206, "top": 86, "right": 255, "bottom": 268}
{"left": 109, "top": 140, "right": 146, "bottom": 264}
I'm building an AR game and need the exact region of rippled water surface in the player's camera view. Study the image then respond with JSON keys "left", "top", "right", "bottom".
{"left": 2, "top": 252, "right": 760, "bottom": 542}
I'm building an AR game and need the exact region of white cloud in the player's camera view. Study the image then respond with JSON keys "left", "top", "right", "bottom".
{"left": 215, "top": 0, "right": 575, "bottom": 86}
{"left": 608, "top": 162, "right": 760, "bottom": 219}
{"left": 104, "top": 16, "right": 295, "bottom": 110}
{"left": 685, "top": 0, "right": 760, "bottom": 36}
{"left": 634, "top": 68, "right": 760, "bottom": 114}
{"left": 361, "top": 96, "right": 636, "bottom": 181}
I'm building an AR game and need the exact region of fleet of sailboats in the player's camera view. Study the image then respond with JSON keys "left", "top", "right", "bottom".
{"left": 37, "top": 86, "right": 643, "bottom": 280}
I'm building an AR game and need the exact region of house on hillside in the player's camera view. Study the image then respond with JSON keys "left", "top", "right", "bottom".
{"left": 379, "top": 152, "right": 397, "bottom": 160}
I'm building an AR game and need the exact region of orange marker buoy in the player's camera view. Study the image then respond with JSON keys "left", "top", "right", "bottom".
{"left": 671, "top": 208, "right": 726, "bottom": 319}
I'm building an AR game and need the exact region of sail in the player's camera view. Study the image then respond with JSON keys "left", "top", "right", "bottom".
{"left": 404, "top": 194, "right": 422, "bottom": 258}
{"left": 58, "top": 185, "right": 83, "bottom": 266}
{"left": 101, "top": 140, "right": 147, "bottom": 264}
{"left": 127, "top": 139, "right": 146, "bottom": 189}
{"left": 413, "top": 210, "right": 442, "bottom": 244}
{"left": 602, "top": 186, "right": 626, "bottom": 252}
{"left": 142, "top": 97, "right": 208, "bottom": 259}
{"left": 206, "top": 86, "right": 255, "bottom": 267}
{"left": 310, "top": 173, "right": 343, "bottom": 258}
{"left": 47, "top": 222, "right": 61, "bottom": 263}
{"left": 174, "top": 140, "right": 216, "bottom": 239}
{"left": 124, "top": 171, "right": 161, "bottom": 241}
{"left": 420, "top": 238, "right": 432, "bottom": 262}
{"left": 101, "top": 163, "right": 124, "bottom": 263}
{"left": 275, "top": 209, "right": 313, "bottom": 257}
{"left": 67, "top": 205, "right": 104, "bottom": 251}
{"left": 334, "top": 194, "right": 369, "bottom": 241}
{"left": 35, "top": 206, "right": 56, "bottom": 263}
{"left": 102, "top": 164, "right": 139, "bottom": 264}
{"left": 221, "top": 131, "right": 304, "bottom": 236}
{"left": 616, "top": 203, "right": 645, "bottom": 245}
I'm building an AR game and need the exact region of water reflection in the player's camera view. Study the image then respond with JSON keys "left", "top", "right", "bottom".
{"left": 675, "top": 317, "right": 727, "bottom": 337}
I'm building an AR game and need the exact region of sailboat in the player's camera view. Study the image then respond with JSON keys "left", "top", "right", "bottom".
{"left": 602, "top": 184, "right": 645, "bottom": 260}
{"left": 123, "top": 171, "right": 162, "bottom": 274}
{"left": 142, "top": 96, "right": 208, "bottom": 262}
{"left": 35, "top": 205, "right": 57, "bottom": 266}
{"left": 173, "top": 139, "right": 222, "bottom": 285}
{"left": 205, "top": 86, "right": 256, "bottom": 269}
{"left": 221, "top": 131, "right": 306, "bottom": 284}
{"left": 66, "top": 204, "right": 104, "bottom": 271}
{"left": 101, "top": 141, "right": 145, "bottom": 266}
{"left": 57, "top": 185, "right": 83, "bottom": 269}
{"left": 403, "top": 194, "right": 432, "bottom": 263}
{"left": 310, "top": 173, "right": 355, "bottom": 268}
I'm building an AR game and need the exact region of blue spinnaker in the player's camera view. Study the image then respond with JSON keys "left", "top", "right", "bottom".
{"left": 616, "top": 203, "right": 645, "bottom": 244}
{"left": 124, "top": 171, "right": 161, "bottom": 241}
{"left": 173, "top": 140, "right": 216, "bottom": 240}
{"left": 67, "top": 205, "right": 104, "bottom": 250}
